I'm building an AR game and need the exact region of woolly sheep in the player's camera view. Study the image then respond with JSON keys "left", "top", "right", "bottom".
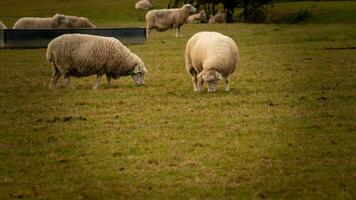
{"left": 187, "top": 10, "right": 207, "bottom": 24}
{"left": 185, "top": 32, "right": 239, "bottom": 92}
{"left": 65, "top": 15, "right": 96, "bottom": 28}
{"left": 135, "top": 0, "right": 152, "bottom": 10}
{"left": 208, "top": 12, "right": 226, "bottom": 24}
{"left": 13, "top": 14, "right": 69, "bottom": 29}
{"left": 145, "top": 4, "right": 196, "bottom": 37}
{"left": 46, "top": 34, "right": 147, "bottom": 90}
{"left": 0, "top": 20, "right": 7, "bottom": 29}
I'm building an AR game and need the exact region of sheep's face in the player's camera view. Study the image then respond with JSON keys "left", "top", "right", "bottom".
{"left": 54, "top": 14, "right": 70, "bottom": 28}
{"left": 131, "top": 65, "right": 147, "bottom": 86}
{"left": 184, "top": 4, "right": 197, "bottom": 15}
{"left": 200, "top": 11, "right": 207, "bottom": 20}
{"left": 198, "top": 70, "right": 223, "bottom": 93}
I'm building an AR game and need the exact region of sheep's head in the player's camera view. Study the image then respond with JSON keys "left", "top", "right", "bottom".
{"left": 131, "top": 64, "right": 147, "bottom": 86}
{"left": 200, "top": 10, "right": 208, "bottom": 21}
{"left": 183, "top": 4, "right": 197, "bottom": 15}
{"left": 53, "top": 14, "right": 70, "bottom": 28}
{"left": 197, "top": 69, "right": 223, "bottom": 92}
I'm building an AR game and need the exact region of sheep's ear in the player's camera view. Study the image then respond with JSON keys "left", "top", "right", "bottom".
{"left": 215, "top": 71, "right": 223, "bottom": 80}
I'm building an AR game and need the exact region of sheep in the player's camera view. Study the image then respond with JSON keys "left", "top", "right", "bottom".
{"left": 187, "top": 10, "right": 208, "bottom": 24}
{"left": 13, "top": 14, "right": 69, "bottom": 29}
{"left": 185, "top": 32, "right": 239, "bottom": 92}
{"left": 208, "top": 12, "right": 226, "bottom": 24}
{"left": 145, "top": 4, "right": 196, "bottom": 38}
{"left": 64, "top": 15, "right": 96, "bottom": 28}
{"left": 0, "top": 20, "right": 7, "bottom": 29}
{"left": 46, "top": 34, "right": 147, "bottom": 90}
{"left": 135, "top": 0, "right": 152, "bottom": 10}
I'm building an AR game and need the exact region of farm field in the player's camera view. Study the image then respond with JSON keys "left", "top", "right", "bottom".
{"left": 0, "top": 1, "right": 355, "bottom": 199}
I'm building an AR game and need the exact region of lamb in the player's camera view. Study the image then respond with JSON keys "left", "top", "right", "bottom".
{"left": 185, "top": 32, "right": 239, "bottom": 92}
{"left": 135, "top": 0, "right": 152, "bottom": 10}
{"left": 0, "top": 20, "right": 7, "bottom": 29}
{"left": 187, "top": 10, "right": 208, "bottom": 24}
{"left": 46, "top": 34, "right": 147, "bottom": 90}
{"left": 13, "top": 14, "right": 69, "bottom": 29}
{"left": 145, "top": 4, "right": 196, "bottom": 37}
{"left": 65, "top": 15, "right": 96, "bottom": 28}
{"left": 208, "top": 12, "right": 226, "bottom": 24}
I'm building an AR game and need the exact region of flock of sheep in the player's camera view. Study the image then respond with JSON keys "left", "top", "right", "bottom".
{"left": 0, "top": 3, "right": 238, "bottom": 93}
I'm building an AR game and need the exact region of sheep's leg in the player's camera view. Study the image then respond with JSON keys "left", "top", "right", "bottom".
{"left": 64, "top": 75, "right": 74, "bottom": 89}
{"left": 49, "top": 70, "right": 60, "bottom": 90}
{"left": 197, "top": 78, "right": 204, "bottom": 92}
{"left": 146, "top": 28, "right": 151, "bottom": 38}
{"left": 175, "top": 27, "right": 181, "bottom": 37}
{"left": 192, "top": 76, "right": 198, "bottom": 92}
{"left": 93, "top": 74, "right": 103, "bottom": 90}
{"left": 224, "top": 77, "right": 230, "bottom": 91}
{"left": 106, "top": 74, "right": 112, "bottom": 88}
{"left": 189, "top": 69, "right": 198, "bottom": 92}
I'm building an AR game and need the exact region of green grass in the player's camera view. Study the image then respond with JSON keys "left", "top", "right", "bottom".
{"left": 1, "top": 1, "right": 356, "bottom": 199}
{"left": 268, "top": 1, "right": 356, "bottom": 24}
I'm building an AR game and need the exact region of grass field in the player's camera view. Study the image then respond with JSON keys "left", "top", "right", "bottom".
{"left": 0, "top": 1, "right": 356, "bottom": 199}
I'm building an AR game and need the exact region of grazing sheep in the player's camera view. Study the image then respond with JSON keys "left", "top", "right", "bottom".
{"left": 0, "top": 20, "right": 7, "bottom": 29}
{"left": 13, "top": 14, "right": 69, "bottom": 29}
{"left": 209, "top": 12, "right": 226, "bottom": 24}
{"left": 185, "top": 32, "right": 239, "bottom": 92}
{"left": 187, "top": 10, "right": 208, "bottom": 24}
{"left": 145, "top": 4, "right": 196, "bottom": 37}
{"left": 46, "top": 34, "right": 147, "bottom": 90}
{"left": 135, "top": 0, "right": 152, "bottom": 10}
{"left": 65, "top": 15, "right": 96, "bottom": 28}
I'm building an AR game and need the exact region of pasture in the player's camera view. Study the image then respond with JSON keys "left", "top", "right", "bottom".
{"left": 0, "top": 1, "right": 355, "bottom": 199}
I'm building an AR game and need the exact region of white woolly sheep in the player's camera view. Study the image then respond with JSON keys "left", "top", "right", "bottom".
{"left": 0, "top": 20, "right": 7, "bottom": 29}
{"left": 145, "top": 4, "right": 196, "bottom": 37}
{"left": 46, "top": 34, "right": 147, "bottom": 90}
{"left": 187, "top": 10, "right": 207, "bottom": 24}
{"left": 135, "top": 0, "right": 152, "bottom": 10}
{"left": 13, "top": 14, "right": 69, "bottom": 29}
{"left": 65, "top": 15, "right": 96, "bottom": 28}
{"left": 185, "top": 32, "right": 239, "bottom": 92}
{"left": 208, "top": 12, "right": 226, "bottom": 24}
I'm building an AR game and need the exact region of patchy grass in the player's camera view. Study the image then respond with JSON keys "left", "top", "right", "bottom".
{"left": 0, "top": 1, "right": 356, "bottom": 199}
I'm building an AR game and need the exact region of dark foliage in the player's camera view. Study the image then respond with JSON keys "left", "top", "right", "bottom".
{"left": 168, "top": 0, "right": 273, "bottom": 22}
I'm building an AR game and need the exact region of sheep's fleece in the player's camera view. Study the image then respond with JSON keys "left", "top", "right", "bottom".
{"left": 135, "top": 0, "right": 152, "bottom": 10}
{"left": 65, "top": 15, "right": 96, "bottom": 28}
{"left": 46, "top": 34, "right": 147, "bottom": 89}
{"left": 13, "top": 14, "right": 69, "bottom": 29}
{"left": 145, "top": 4, "right": 196, "bottom": 37}
{"left": 185, "top": 31, "right": 239, "bottom": 92}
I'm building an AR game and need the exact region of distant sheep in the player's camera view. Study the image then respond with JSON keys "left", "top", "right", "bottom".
{"left": 13, "top": 14, "right": 69, "bottom": 29}
{"left": 187, "top": 10, "right": 208, "bottom": 23}
{"left": 135, "top": 0, "right": 152, "bottom": 10}
{"left": 209, "top": 12, "right": 226, "bottom": 24}
{"left": 46, "top": 34, "right": 147, "bottom": 90}
{"left": 185, "top": 32, "right": 239, "bottom": 92}
{"left": 145, "top": 4, "right": 196, "bottom": 37}
{"left": 0, "top": 20, "right": 7, "bottom": 29}
{"left": 64, "top": 15, "right": 96, "bottom": 28}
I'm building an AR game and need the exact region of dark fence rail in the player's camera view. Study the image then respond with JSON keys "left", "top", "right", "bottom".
{"left": 0, "top": 28, "right": 146, "bottom": 48}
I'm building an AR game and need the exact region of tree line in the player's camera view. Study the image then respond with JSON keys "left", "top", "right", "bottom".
{"left": 168, "top": 0, "right": 273, "bottom": 23}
